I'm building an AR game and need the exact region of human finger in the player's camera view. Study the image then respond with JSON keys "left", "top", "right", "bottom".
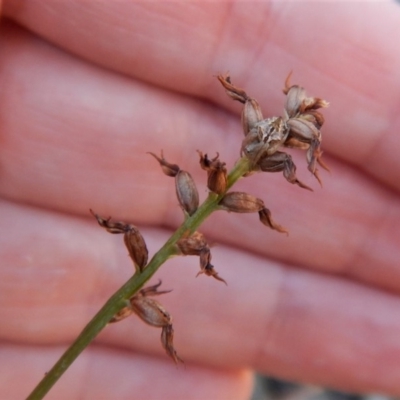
{"left": 3, "top": 1, "right": 400, "bottom": 190}
{"left": 0, "top": 22, "right": 399, "bottom": 292}
{"left": 1, "top": 200, "right": 400, "bottom": 394}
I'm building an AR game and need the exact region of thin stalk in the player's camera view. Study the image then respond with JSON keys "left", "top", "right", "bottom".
{"left": 26, "top": 156, "right": 250, "bottom": 400}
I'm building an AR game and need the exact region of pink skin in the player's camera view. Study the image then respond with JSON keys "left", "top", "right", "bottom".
{"left": 1, "top": 1, "right": 400, "bottom": 398}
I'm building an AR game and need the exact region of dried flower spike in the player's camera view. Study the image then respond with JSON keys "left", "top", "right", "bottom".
{"left": 90, "top": 209, "right": 148, "bottom": 272}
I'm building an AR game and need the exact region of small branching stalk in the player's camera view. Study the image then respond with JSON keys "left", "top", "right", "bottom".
{"left": 26, "top": 74, "right": 329, "bottom": 400}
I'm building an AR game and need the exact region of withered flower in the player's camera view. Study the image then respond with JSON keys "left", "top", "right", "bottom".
{"left": 218, "top": 73, "right": 329, "bottom": 186}
{"left": 110, "top": 281, "right": 183, "bottom": 364}
{"left": 197, "top": 151, "right": 227, "bottom": 194}
{"left": 219, "top": 192, "right": 287, "bottom": 234}
{"left": 90, "top": 209, "right": 148, "bottom": 272}
{"left": 149, "top": 151, "right": 199, "bottom": 216}
{"left": 177, "top": 231, "right": 227, "bottom": 284}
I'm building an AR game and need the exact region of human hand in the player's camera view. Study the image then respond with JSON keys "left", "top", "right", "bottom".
{"left": 1, "top": 1, "right": 400, "bottom": 398}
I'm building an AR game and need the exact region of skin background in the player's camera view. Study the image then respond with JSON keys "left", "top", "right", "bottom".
{"left": 1, "top": 1, "right": 400, "bottom": 399}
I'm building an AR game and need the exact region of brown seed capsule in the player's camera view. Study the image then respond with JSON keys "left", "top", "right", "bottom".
{"left": 197, "top": 151, "right": 227, "bottom": 195}
{"left": 123, "top": 226, "right": 149, "bottom": 272}
{"left": 90, "top": 210, "right": 149, "bottom": 272}
{"left": 176, "top": 231, "right": 207, "bottom": 256}
{"left": 242, "top": 98, "right": 264, "bottom": 136}
{"left": 259, "top": 207, "right": 288, "bottom": 234}
{"left": 148, "top": 151, "right": 180, "bottom": 177}
{"left": 257, "top": 151, "right": 312, "bottom": 191}
{"left": 175, "top": 170, "right": 199, "bottom": 216}
{"left": 219, "top": 192, "right": 264, "bottom": 213}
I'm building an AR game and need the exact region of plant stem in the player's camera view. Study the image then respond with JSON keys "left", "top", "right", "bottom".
{"left": 26, "top": 156, "right": 250, "bottom": 400}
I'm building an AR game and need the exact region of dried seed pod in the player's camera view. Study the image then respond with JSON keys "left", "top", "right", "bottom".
{"left": 177, "top": 232, "right": 226, "bottom": 284}
{"left": 219, "top": 192, "right": 264, "bottom": 213}
{"left": 175, "top": 170, "right": 199, "bottom": 216}
{"left": 283, "top": 72, "right": 329, "bottom": 117}
{"left": 257, "top": 151, "right": 312, "bottom": 191}
{"left": 90, "top": 210, "right": 148, "bottom": 272}
{"left": 197, "top": 151, "right": 227, "bottom": 195}
{"left": 148, "top": 151, "right": 180, "bottom": 177}
{"left": 131, "top": 283, "right": 182, "bottom": 363}
{"left": 123, "top": 226, "right": 149, "bottom": 272}
{"left": 176, "top": 231, "right": 207, "bottom": 256}
{"left": 131, "top": 296, "right": 171, "bottom": 327}
{"left": 259, "top": 208, "right": 288, "bottom": 234}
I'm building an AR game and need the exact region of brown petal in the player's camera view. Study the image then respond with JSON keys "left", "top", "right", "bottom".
{"left": 175, "top": 170, "right": 199, "bottom": 216}
{"left": 219, "top": 192, "right": 264, "bottom": 213}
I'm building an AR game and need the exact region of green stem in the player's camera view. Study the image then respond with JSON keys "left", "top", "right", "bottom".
{"left": 26, "top": 156, "right": 250, "bottom": 400}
